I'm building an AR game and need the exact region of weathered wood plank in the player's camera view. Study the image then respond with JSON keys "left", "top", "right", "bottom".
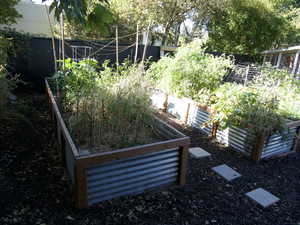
{"left": 74, "top": 162, "right": 88, "bottom": 208}
{"left": 78, "top": 137, "right": 190, "bottom": 166}
{"left": 179, "top": 146, "right": 189, "bottom": 185}
{"left": 45, "top": 79, "right": 79, "bottom": 157}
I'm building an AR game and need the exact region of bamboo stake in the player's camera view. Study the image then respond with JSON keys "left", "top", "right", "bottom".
{"left": 60, "top": 13, "right": 65, "bottom": 70}
{"left": 116, "top": 26, "right": 119, "bottom": 71}
{"left": 142, "top": 23, "right": 151, "bottom": 65}
{"left": 44, "top": 5, "right": 57, "bottom": 73}
{"left": 134, "top": 23, "right": 139, "bottom": 64}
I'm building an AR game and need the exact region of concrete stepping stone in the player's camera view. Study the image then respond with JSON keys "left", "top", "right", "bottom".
{"left": 212, "top": 164, "right": 241, "bottom": 181}
{"left": 189, "top": 147, "right": 211, "bottom": 159}
{"left": 246, "top": 188, "right": 280, "bottom": 208}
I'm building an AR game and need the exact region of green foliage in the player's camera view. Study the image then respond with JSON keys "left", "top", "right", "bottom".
{"left": 210, "top": 83, "right": 286, "bottom": 133}
{"left": 209, "top": 66, "right": 300, "bottom": 133}
{"left": 86, "top": 4, "right": 114, "bottom": 35}
{"left": 55, "top": 58, "right": 100, "bottom": 108}
{"left": 148, "top": 42, "right": 300, "bottom": 134}
{"left": 48, "top": 0, "right": 88, "bottom": 24}
{"left": 0, "top": 29, "right": 32, "bottom": 73}
{"left": 53, "top": 60, "right": 156, "bottom": 151}
{"left": 147, "top": 40, "right": 234, "bottom": 104}
{"left": 250, "top": 66, "right": 300, "bottom": 120}
{"left": 0, "top": 36, "right": 18, "bottom": 116}
{"left": 0, "top": 0, "right": 21, "bottom": 25}
{"left": 110, "top": 0, "right": 195, "bottom": 45}
{"left": 206, "top": 0, "right": 295, "bottom": 57}
{"left": 49, "top": 0, "right": 113, "bottom": 39}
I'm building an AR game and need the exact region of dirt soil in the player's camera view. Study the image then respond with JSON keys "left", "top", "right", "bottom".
{"left": 0, "top": 89, "right": 300, "bottom": 225}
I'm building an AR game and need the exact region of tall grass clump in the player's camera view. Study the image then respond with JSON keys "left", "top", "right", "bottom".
{"left": 54, "top": 59, "right": 157, "bottom": 152}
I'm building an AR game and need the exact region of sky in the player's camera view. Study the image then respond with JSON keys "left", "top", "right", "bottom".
{"left": 31, "top": 0, "right": 53, "bottom": 5}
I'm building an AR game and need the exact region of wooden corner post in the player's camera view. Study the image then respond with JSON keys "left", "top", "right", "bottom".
{"left": 179, "top": 144, "right": 189, "bottom": 185}
{"left": 74, "top": 161, "right": 88, "bottom": 208}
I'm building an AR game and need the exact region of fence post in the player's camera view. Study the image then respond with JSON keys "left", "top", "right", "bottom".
{"left": 292, "top": 51, "right": 300, "bottom": 74}
{"left": 292, "top": 127, "right": 300, "bottom": 152}
{"left": 184, "top": 103, "right": 191, "bottom": 124}
{"left": 163, "top": 94, "right": 168, "bottom": 113}
{"left": 134, "top": 23, "right": 139, "bottom": 64}
{"left": 244, "top": 65, "right": 250, "bottom": 86}
{"left": 116, "top": 26, "right": 119, "bottom": 71}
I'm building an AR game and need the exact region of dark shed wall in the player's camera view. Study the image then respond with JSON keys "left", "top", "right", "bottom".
{"left": 17, "top": 37, "right": 160, "bottom": 89}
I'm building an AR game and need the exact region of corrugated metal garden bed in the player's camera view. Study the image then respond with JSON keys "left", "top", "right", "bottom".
{"left": 45, "top": 80, "right": 190, "bottom": 208}
{"left": 151, "top": 90, "right": 300, "bottom": 161}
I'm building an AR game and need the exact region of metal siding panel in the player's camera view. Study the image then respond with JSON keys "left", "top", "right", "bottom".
{"left": 88, "top": 176, "right": 177, "bottom": 201}
{"left": 86, "top": 148, "right": 180, "bottom": 205}
{"left": 216, "top": 126, "right": 255, "bottom": 155}
{"left": 88, "top": 178, "right": 177, "bottom": 204}
{"left": 189, "top": 107, "right": 212, "bottom": 134}
{"left": 65, "top": 144, "right": 76, "bottom": 183}
{"left": 167, "top": 96, "right": 189, "bottom": 120}
{"left": 150, "top": 90, "right": 165, "bottom": 109}
{"left": 87, "top": 149, "right": 179, "bottom": 174}
{"left": 88, "top": 165, "right": 179, "bottom": 189}
{"left": 261, "top": 129, "right": 296, "bottom": 158}
{"left": 88, "top": 171, "right": 178, "bottom": 196}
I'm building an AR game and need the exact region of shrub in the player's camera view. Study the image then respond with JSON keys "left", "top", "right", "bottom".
{"left": 211, "top": 83, "right": 286, "bottom": 134}
{"left": 147, "top": 39, "right": 234, "bottom": 105}
{"left": 250, "top": 65, "right": 300, "bottom": 120}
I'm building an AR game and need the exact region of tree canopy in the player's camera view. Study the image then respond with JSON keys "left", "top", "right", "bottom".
{"left": 204, "top": 0, "right": 298, "bottom": 57}
{"left": 48, "top": 0, "right": 300, "bottom": 56}
{"left": 0, "top": 0, "right": 21, "bottom": 25}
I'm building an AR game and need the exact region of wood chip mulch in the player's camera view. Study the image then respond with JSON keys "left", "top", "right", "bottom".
{"left": 0, "top": 90, "right": 300, "bottom": 225}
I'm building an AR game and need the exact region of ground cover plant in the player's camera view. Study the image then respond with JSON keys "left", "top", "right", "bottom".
{"left": 51, "top": 59, "right": 163, "bottom": 153}
{"left": 147, "top": 39, "right": 300, "bottom": 135}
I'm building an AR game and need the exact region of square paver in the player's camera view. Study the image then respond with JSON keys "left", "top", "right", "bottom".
{"left": 189, "top": 147, "right": 211, "bottom": 158}
{"left": 212, "top": 164, "right": 241, "bottom": 181}
{"left": 246, "top": 188, "right": 280, "bottom": 208}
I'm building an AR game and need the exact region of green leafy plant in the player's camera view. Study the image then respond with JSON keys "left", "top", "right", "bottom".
{"left": 0, "top": 0, "right": 21, "bottom": 25}
{"left": 147, "top": 39, "right": 234, "bottom": 105}
{"left": 211, "top": 83, "right": 286, "bottom": 134}
{"left": 52, "top": 60, "right": 158, "bottom": 152}
{"left": 250, "top": 65, "right": 300, "bottom": 120}
{"left": 0, "top": 36, "right": 19, "bottom": 116}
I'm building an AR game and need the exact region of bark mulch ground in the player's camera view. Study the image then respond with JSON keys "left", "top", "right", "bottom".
{"left": 0, "top": 90, "right": 300, "bottom": 225}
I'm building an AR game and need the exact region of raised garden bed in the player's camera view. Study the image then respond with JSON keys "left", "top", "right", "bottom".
{"left": 151, "top": 90, "right": 300, "bottom": 161}
{"left": 45, "top": 80, "right": 190, "bottom": 208}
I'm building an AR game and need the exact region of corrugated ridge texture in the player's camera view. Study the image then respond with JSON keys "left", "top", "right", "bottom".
{"left": 86, "top": 148, "right": 180, "bottom": 205}
{"left": 262, "top": 127, "right": 297, "bottom": 158}
{"left": 224, "top": 127, "right": 255, "bottom": 155}
{"left": 167, "top": 96, "right": 189, "bottom": 121}
{"left": 187, "top": 106, "right": 212, "bottom": 135}
{"left": 65, "top": 144, "right": 76, "bottom": 183}
{"left": 150, "top": 90, "right": 165, "bottom": 110}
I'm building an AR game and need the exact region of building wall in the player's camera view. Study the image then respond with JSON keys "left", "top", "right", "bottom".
{"left": 4, "top": 0, "right": 56, "bottom": 37}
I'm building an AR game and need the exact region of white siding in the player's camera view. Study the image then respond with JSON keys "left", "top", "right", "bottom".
{"left": 3, "top": 0, "right": 56, "bottom": 37}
